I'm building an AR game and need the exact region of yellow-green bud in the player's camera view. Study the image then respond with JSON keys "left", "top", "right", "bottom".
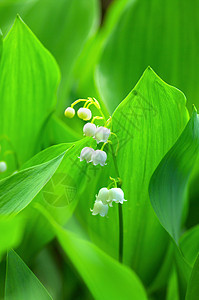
{"left": 77, "top": 107, "right": 92, "bottom": 121}
{"left": 64, "top": 107, "right": 75, "bottom": 118}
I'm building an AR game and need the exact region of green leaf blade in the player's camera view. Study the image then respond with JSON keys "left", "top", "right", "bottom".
{"left": 149, "top": 110, "right": 199, "bottom": 242}
{"left": 0, "top": 15, "right": 60, "bottom": 166}
{"left": 38, "top": 206, "right": 148, "bottom": 300}
{"left": 0, "top": 151, "right": 66, "bottom": 215}
{"left": 186, "top": 254, "right": 199, "bottom": 300}
{"left": 5, "top": 250, "right": 52, "bottom": 300}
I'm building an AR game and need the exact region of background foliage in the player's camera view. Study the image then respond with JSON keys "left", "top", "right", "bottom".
{"left": 0, "top": 0, "right": 198, "bottom": 299}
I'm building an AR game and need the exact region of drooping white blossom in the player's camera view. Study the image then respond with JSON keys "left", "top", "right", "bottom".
{"left": 77, "top": 107, "right": 92, "bottom": 121}
{"left": 94, "top": 126, "right": 110, "bottom": 143}
{"left": 90, "top": 200, "right": 109, "bottom": 217}
{"left": 64, "top": 107, "right": 75, "bottom": 118}
{"left": 79, "top": 147, "right": 94, "bottom": 163}
{"left": 91, "top": 150, "right": 107, "bottom": 166}
{"left": 96, "top": 187, "right": 109, "bottom": 204}
{"left": 83, "top": 123, "right": 96, "bottom": 137}
{"left": 0, "top": 161, "right": 7, "bottom": 173}
{"left": 108, "top": 188, "right": 127, "bottom": 205}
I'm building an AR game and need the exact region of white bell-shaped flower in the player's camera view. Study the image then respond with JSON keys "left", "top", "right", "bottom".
{"left": 90, "top": 200, "right": 109, "bottom": 217}
{"left": 108, "top": 188, "right": 127, "bottom": 205}
{"left": 83, "top": 123, "right": 96, "bottom": 137}
{"left": 77, "top": 107, "right": 92, "bottom": 121}
{"left": 64, "top": 107, "right": 75, "bottom": 118}
{"left": 96, "top": 187, "right": 109, "bottom": 204}
{"left": 91, "top": 150, "right": 107, "bottom": 166}
{"left": 94, "top": 126, "right": 110, "bottom": 143}
{"left": 79, "top": 147, "right": 94, "bottom": 163}
{"left": 0, "top": 161, "right": 7, "bottom": 173}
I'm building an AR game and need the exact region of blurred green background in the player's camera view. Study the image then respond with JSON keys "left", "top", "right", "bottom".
{"left": 0, "top": 0, "right": 199, "bottom": 299}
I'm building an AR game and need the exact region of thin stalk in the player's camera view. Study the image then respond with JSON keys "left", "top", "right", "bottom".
{"left": 110, "top": 144, "right": 123, "bottom": 263}
{"left": 118, "top": 204, "right": 123, "bottom": 263}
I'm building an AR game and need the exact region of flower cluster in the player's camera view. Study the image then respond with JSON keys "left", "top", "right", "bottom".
{"left": 79, "top": 148, "right": 107, "bottom": 166}
{"left": 64, "top": 97, "right": 127, "bottom": 217}
{"left": 91, "top": 187, "right": 127, "bottom": 217}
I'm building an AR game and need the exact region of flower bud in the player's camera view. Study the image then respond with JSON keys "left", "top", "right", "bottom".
{"left": 0, "top": 161, "right": 7, "bottom": 173}
{"left": 83, "top": 123, "right": 96, "bottom": 137}
{"left": 64, "top": 107, "right": 75, "bottom": 118}
{"left": 96, "top": 187, "right": 109, "bottom": 204}
{"left": 79, "top": 147, "right": 94, "bottom": 163}
{"left": 108, "top": 188, "right": 127, "bottom": 205}
{"left": 94, "top": 126, "right": 110, "bottom": 143}
{"left": 77, "top": 107, "right": 92, "bottom": 121}
{"left": 90, "top": 200, "right": 108, "bottom": 217}
{"left": 91, "top": 150, "right": 107, "bottom": 166}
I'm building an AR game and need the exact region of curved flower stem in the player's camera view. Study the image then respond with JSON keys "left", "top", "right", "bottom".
{"left": 110, "top": 143, "right": 123, "bottom": 263}
{"left": 71, "top": 99, "right": 91, "bottom": 108}
{"left": 87, "top": 97, "right": 107, "bottom": 124}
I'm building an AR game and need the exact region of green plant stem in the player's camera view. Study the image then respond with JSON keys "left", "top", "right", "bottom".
{"left": 118, "top": 204, "right": 123, "bottom": 263}
{"left": 110, "top": 144, "right": 123, "bottom": 263}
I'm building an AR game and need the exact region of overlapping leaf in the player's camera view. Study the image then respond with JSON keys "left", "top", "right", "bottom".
{"left": 5, "top": 250, "right": 52, "bottom": 300}
{"left": 185, "top": 254, "right": 199, "bottom": 300}
{"left": 0, "top": 150, "right": 66, "bottom": 215}
{"left": 37, "top": 205, "right": 148, "bottom": 300}
{"left": 16, "top": 138, "right": 96, "bottom": 260}
{"left": 0, "top": 16, "right": 60, "bottom": 169}
{"left": 149, "top": 110, "right": 199, "bottom": 242}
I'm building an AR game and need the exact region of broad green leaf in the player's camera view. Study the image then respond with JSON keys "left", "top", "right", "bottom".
{"left": 77, "top": 67, "right": 189, "bottom": 285}
{"left": 180, "top": 225, "right": 199, "bottom": 266}
{"left": 17, "top": 138, "right": 96, "bottom": 260}
{"left": 0, "top": 15, "right": 60, "bottom": 168}
{"left": 149, "top": 110, "right": 199, "bottom": 242}
{"left": 166, "top": 268, "right": 179, "bottom": 300}
{"left": 22, "top": 0, "right": 100, "bottom": 114}
{"left": 5, "top": 250, "right": 52, "bottom": 300}
{"left": 37, "top": 205, "right": 148, "bottom": 300}
{"left": 0, "top": 151, "right": 66, "bottom": 215}
{"left": 174, "top": 245, "right": 192, "bottom": 299}
{"left": 97, "top": 0, "right": 199, "bottom": 113}
{"left": 186, "top": 254, "right": 199, "bottom": 300}
{"left": 21, "top": 143, "right": 73, "bottom": 169}
{"left": 0, "top": 216, "right": 23, "bottom": 260}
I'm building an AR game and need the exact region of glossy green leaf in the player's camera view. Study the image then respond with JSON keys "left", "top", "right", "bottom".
{"left": 16, "top": 138, "right": 96, "bottom": 260}
{"left": 0, "top": 15, "right": 60, "bottom": 168}
{"left": 0, "top": 151, "right": 66, "bottom": 215}
{"left": 97, "top": 0, "right": 199, "bottom": 113}
{"left": 149, "top": 110, "right": 199, "bottom": 242}
{"left": 180, "top": 225, "right": 199, "bottom": 266}
{"left": 174, "top": 245, "right": 192, "bottom": 299}
{"left": 166, "top": 268, "right": 179, "bottom": 300}
{"left": 37, "top": 205, "right": 148, "bottom": 300}
{"left": 5, "top": 250, "right": 52, "bottom": 300}
{"left": 186, "top": 254, "right": 199, "bottom": 300}
{"left": 77, "top": 67, "right": 189, "bottom": 285}
{"left": 0, "top": 216, "right": 23, "bottom": 260}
